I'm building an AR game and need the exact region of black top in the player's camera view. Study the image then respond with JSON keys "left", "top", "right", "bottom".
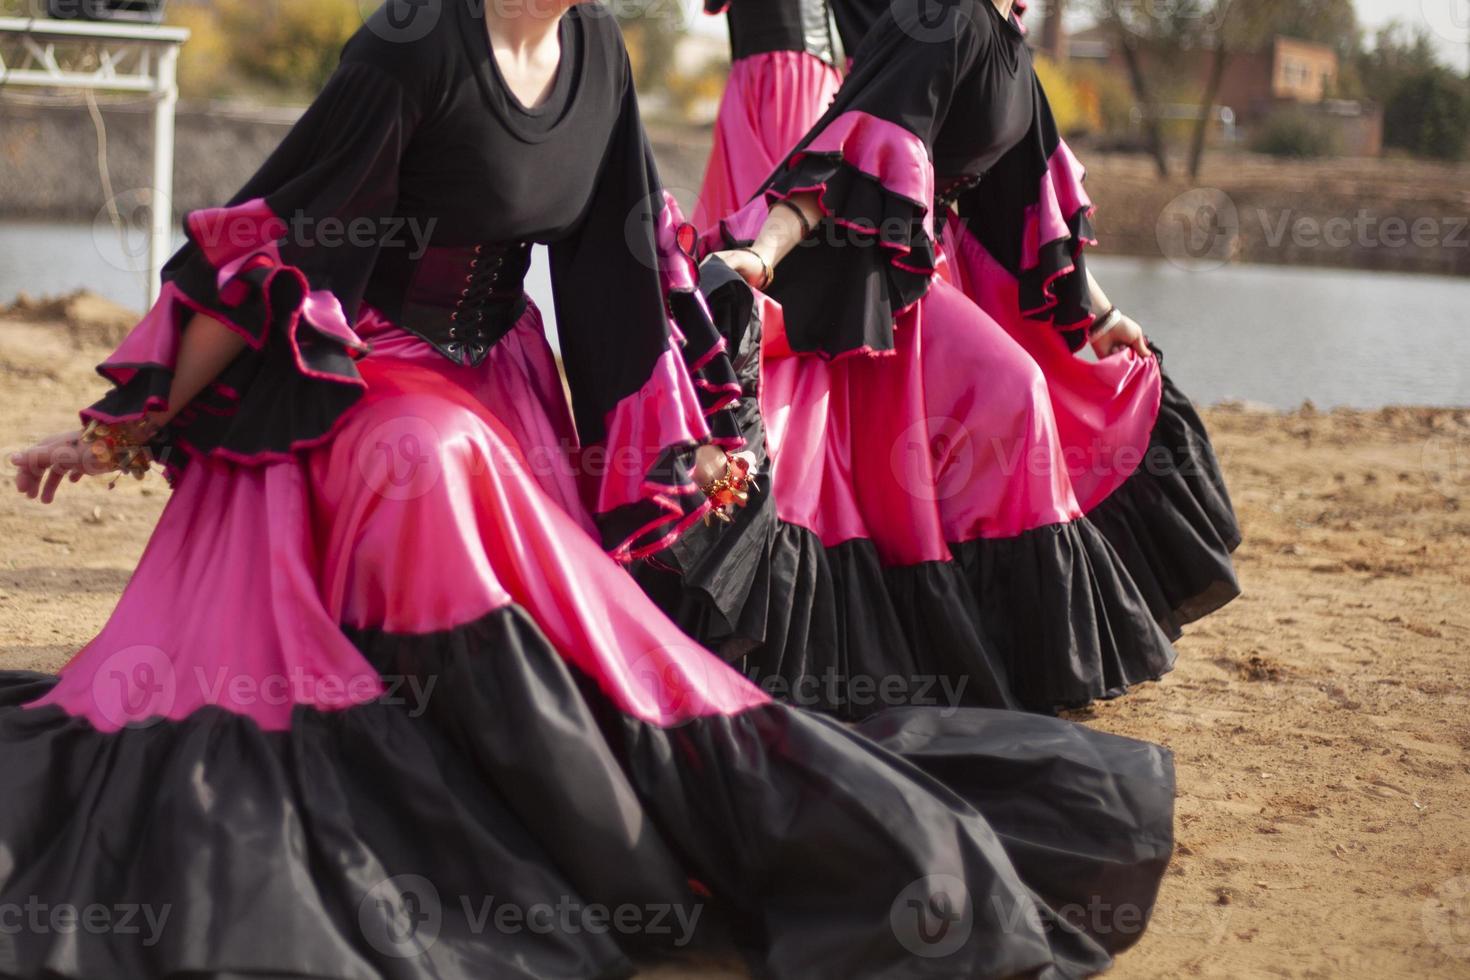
{"left": 713, "top": 0, "right": 837, "bottom": 64}
{"left": 734, "top": 0, "right": 1094, "bottom": 357}
{"left": 92, "top": 0, "right": 742, "bottom": 556}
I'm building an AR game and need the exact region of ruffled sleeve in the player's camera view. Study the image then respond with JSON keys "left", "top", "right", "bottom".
{"left": 951, "top": 70, "right": 1098, "bottom": 351}
{"left": 83, "top": 53, "right": 424, "bottom": 474}
{"left": 550, "top": 64, "right": 744, "bottom": 562}
{"left": 704, "top": 0, "right": 987, "bottom": 359}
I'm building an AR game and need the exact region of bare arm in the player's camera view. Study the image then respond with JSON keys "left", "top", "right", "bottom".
{"left": 1085, "top": 270, "right": 1150, "bottom": 359}
{"left": 706, "top": 192, "right": 824, "bottom": 288}
{"left": 11, "top": 312, "right": 248, "bottom": 502}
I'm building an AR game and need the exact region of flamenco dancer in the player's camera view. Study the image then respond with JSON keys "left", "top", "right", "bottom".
{"left": 651, "top": 0, "right": 1241, "bottom": 716}
{"left": 693, "top": 0, "right": 843, "bottom": 230}
{"left": 1, "top": 1, "right": 1176, "bottom": 977}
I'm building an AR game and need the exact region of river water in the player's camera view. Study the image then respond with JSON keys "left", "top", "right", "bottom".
{"left": 2, "top": 221, "right": 1467, "bottom": 409}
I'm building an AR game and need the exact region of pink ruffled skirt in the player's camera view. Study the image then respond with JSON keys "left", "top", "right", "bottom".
{"left": 694, "top": 51, "right": 842, "bottom": 231}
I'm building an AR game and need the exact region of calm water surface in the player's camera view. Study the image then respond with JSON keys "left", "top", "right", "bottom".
{"left": 2, "top": 222, "right": 1466, "bottom": 409}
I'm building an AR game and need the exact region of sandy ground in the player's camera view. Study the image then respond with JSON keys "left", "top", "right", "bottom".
{"left": 1, "top": 301, "right": 1468, "bottom": 979}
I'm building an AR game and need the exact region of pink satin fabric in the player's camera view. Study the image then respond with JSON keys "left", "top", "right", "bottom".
{"left": 33, "top": 309, "right": 770, "bottom": 732}
{"left": 189, "top": 197, "right": 364, "bottom": 351}
{"left": 755, "top": 129, "right": 1157, "bottom": 559}
{"left": 795, "top": 111, "right": 936, "bottom": 228}
{"left": 694, "top": 51, "right": 841, "bottom": 232}
{"left": 1021, "top": 141, "right": 1095, "bottom": 273}
{"left": 943, "top": 214, "right": 1162, "bottom": 512}
{"left": 709, "top": 109, "right": 938, "bottom": 292}
{"left": 761, "top": 274, "right": 1083, "bottom": 567}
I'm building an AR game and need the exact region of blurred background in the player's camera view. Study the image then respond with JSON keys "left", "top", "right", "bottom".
{"left": 1, "top": 0, "right": 1468, "bottom": 408}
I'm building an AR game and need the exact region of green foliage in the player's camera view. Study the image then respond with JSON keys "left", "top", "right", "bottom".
{"left": 1035, "top": 55, "right": 1104, "bottom": 137}
{"left": 1357, "top": 24, "right": 1443, "bottom": 101}
{"left": 215, "top": 0, "right": 359, "bottom": 96}
{"left": 1382, "top": 68, "right": 1470, "bottom": 162}
{"left": 615, "top": 0, "right": 686, "bottom": 94}
{"left": 1068, "top": 61, "right": 1134, "bottom": 137}
{"left": 1250, "top": 107, "right": 1339, "bottom": 159}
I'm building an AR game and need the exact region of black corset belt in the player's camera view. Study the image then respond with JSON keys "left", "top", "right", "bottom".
{"left": 392, "top": 241, "right": 534, "bottom": 367}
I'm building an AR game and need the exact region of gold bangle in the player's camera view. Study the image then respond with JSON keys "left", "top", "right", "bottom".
{"left": 734, "top": 247, "right": 773, "bottom": 290}
{"left": 80, "top": 419, "right": 155, "bottom": 486}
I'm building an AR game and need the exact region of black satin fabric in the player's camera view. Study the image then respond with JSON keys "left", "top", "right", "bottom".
{"left": 641, "top": 497, "right": 1176, "bottom": 717}
{"left": 717, "top": 0, "right": 837, "bottom": 64}
{"left": 1086, "top": 358, "right": 1243, "bottom": 639}
{"left": 0, "top": 603, "right": 1174, "bottom": 979}
{"left": 637, "top": 274, "right": 1231, "bottom": 716}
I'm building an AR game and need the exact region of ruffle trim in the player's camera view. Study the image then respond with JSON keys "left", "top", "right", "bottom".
{"left": 1084, "top": 362, "right": 1242, "bottom": 639}
{"left": 1018, "top": 142, "right": 1098, "bottom": 339}
{"left": 552, "top": 194, "right": 746, "bottom": 564}
{"left": 82, "top": 199, "right": 367, "bottom": 479}
{"left": 642, "top": 478, "right": 1178, "bottom": 717}
{"left": 708, "top": 111, "right": 939, "bottom": 360}
{"left": 0, "top": 602, "right": 1174, "bottom": 979}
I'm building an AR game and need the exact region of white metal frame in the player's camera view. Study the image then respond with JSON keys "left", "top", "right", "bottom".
{"left": 0, "top": 16, "right": 189, "bottom": 305}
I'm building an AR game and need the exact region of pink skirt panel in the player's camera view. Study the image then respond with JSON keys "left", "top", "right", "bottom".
{"left": 760, "top": 275, "right": 1084, "bottom": 568}
{"left": 694, "top": 51, "right": 841, "bottom": 232}
{"left": 33, "top": 310, "right": 770, "bottom": 732}
{"left": 942, "top": 216, "right": 1163, "bottom": 511}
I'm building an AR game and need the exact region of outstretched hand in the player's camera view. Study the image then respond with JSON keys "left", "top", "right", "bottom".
{"left": 10, "top": 430, "right": 107, "bottom": 504}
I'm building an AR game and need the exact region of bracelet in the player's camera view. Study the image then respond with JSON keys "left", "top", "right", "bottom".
{"left": 699, "top": 451, "right": 756, "bottom": 525}
{"left": 80, "top": 419, "right": 155, "bottom": 487}
{"left": 1089, "top": 306, "right": 1123, "bottom": 338}
{"left": 773, "top": 198, "right": 813, "bottom": 238}
{"left": 734, "top": 247, "right": 774, "bottom": 290}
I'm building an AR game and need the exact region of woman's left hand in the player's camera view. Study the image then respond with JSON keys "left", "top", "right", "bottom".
{"left": 1090, "top": 313, "right": 1151, "bottom": 360}
{"left": 693, "top": 445, "right": 756, "bottom": 521}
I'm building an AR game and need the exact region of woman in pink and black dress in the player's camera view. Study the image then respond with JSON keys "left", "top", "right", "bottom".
{"left": 1, "top": 1, "right": 1176, "bottom": 977}
{"left": 649, "top": 0, "right": 1241, "bottom": 716}
{"left": 693, "top": 0, "right": 842, "bottom": 230}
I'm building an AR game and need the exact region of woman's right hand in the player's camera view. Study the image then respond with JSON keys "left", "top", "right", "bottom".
{"left": 705, "top": 249, "right": 772, "bottom": 290}
{"left": 10, "top": 430, "right": 108, "bottom": 504}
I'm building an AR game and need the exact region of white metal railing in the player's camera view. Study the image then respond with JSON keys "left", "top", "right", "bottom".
{"left": 0, "top": 15, "right": 190, "bottom": 305}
